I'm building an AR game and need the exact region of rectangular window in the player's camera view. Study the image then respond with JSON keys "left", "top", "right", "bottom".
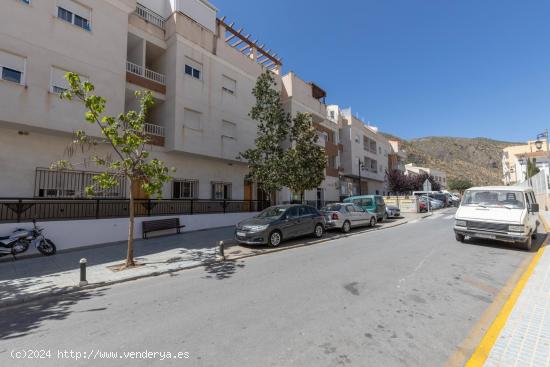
{"left": 222, "top": 120, "right": 236, "bottom": 139}
{"left": 183, "top": 109, "right": 201, "bottom": 130}
{"left": 2, "top": 68, "right": 22, "bottom": 84}
{"left": 211, "top": 182, "right": 232, "bottom": 200}
{"left": 184, "top": 58, "right": 202, "bottom": 80}
{"left": 173, "top": 180, "right": 198, "bottom": 199}
{"left": 57, "top": 0, "right": 91, "bottom": 31}
{"left": 328, "top": 155, "right": 337, "bottom": 169}
{"left": 50, "top": 66, "right": 87, "bottom": 93}
{"left": 0, "top": 50, "right": 25, "bottom": 85}
{"left": 222, "top": 75, "right": 236, "bottom": 95}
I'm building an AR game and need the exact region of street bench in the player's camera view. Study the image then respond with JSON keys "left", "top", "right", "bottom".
{"left": 142, "top": 218, "right": 185, "bottom": 239}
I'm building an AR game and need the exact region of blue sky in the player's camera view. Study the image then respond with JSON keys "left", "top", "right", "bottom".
{"left": 212, "top": 0, "right": 550, "bottom": 142}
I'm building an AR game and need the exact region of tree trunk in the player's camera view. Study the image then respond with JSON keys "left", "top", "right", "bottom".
{"left": 126, "top": 184, "right": 136, "bottom": 267}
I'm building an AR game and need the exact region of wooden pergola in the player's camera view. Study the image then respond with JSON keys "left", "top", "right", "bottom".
{"left": 218, "top": 17, "right": 283, "bottom": 72}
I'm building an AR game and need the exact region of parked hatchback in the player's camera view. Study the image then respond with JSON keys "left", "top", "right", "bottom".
{"left": 321, "top": 203, "right": 377, "bottom": 232}
{"left": 235, "top": 205, "right": 325, "bottom": 247}
{"left": 344, "top": 195, "right": 387, "bottom": 221}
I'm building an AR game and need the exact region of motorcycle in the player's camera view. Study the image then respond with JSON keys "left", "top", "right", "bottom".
{"left": 0, "top": 219, "right": 57, "bottom": 259}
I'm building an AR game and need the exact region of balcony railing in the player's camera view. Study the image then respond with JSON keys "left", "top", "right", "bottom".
{"left": 126, "top": 61, "right": 166, "bottom": 85}
{"left": 144, "top": 123, "right": 165, "bottom": 137}
{"left": 135, "top": 3, "right": 165, "bottom": 29}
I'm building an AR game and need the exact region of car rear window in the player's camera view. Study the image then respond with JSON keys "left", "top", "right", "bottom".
{"left": 322, "top": 204, "right": 341, "bottom": 212}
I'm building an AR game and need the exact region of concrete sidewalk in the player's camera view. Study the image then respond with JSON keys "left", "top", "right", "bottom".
{"left": 469, "top": 212, "right": 550, "bottom": 367}
{"left": 0, "top": 210, "right": 434, "bottom": 308}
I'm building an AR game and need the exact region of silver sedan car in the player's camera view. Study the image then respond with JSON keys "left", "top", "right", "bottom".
{"left": 321, "top": 203, "right": 377, "bottom": 233}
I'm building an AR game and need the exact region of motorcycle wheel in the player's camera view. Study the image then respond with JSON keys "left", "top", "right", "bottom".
{"left": 37, "top": 239, "right": 56, "bottom": 256}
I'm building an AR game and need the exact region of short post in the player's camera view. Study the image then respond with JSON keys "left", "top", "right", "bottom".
{"left": 218, "top": 240, "right": 225, "bottom": 261}
{"left": 79, "top": 258, "right": 88, "bottom": 286}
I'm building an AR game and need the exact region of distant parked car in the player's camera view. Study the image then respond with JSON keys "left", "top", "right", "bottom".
{"left": 344, "top": 195, "right": 387, "bottom": 221}
{"left": 321, "top": 203, "right": 377, "bottom": 232}
{"left": 420, "top": 196, "right": 444, "bottom": 210}
{"left": 385, "top": 205, "right": 401, "bottom": 218}
{"left": 235, "top": 204, "right": 325, "bottom": 247}
{"left": 419, "top": 200, "right": 427, "bottom": 212}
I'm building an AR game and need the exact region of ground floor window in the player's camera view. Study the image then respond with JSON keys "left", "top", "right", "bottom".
{"left": 173, "top": 179, "right": 198, "bottom": 199}
{"left": 211, "top": 182, "right": 232, "bottom": 200}
{"left": 34, "top": 167, "right": 125, "bottom": 198}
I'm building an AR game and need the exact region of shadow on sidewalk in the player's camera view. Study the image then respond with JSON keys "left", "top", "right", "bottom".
{"left": 0, "top": 283, "right": 108, "bottom": 340}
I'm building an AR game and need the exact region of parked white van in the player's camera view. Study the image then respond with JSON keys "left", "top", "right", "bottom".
{"left": 454, "top": 186, "right": 539, "bottom": 250}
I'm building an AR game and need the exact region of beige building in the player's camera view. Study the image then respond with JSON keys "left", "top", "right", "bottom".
{"left": 405, "top": 163, "right": 447, "bottom": 189}
{"left": 336, "top": 107, "right": 392, "bottom": 198}
{"left": 0, "top": 0, "right": 283, "bottom": 201}
{"left": 278, "top": 73, "right": 342, "bottom": 205}
{"left": 502, "top": 141, "right": 550, "bottom": 185}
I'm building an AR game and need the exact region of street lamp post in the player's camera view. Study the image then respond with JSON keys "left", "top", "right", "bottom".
{"left": 358, "top": 158, "right": 365, "bottom": 196}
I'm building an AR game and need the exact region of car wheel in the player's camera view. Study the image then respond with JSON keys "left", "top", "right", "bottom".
{"left": 369, "top": 217, "right": 376, "bottom": 227}
{"left": 522, "top": 236, "right": 532, "bottom": 251}
{"left": 342, "top": 221, "right": 351, "bottom": 233}
{"left": 313, "top": 224, "right": 324, "bottom": 238}
{"left": 268, "top": 231, "right": 282, "bottom": 247}
{"left": 455, "top": 233, "right": 465, "bottom": 243}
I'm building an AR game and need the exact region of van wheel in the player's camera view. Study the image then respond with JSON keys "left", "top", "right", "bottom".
{"left": 522, "top": 236, "right": 532, "bottom": 251}
{"left": 342, "top": 221, "right": 351, "bottom": 233}
{"left": 455, "top": 233, "right": 465, "bottom": 243}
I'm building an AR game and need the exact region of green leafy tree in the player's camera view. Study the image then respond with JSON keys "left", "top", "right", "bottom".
{"left": 448, "top": 178, "right": 473, "bottom": 193}
{"left": 284, "top": 112, "right": 327, "bottom": 202}
{"left": 526, "top": 158, "right": 540, "bottom": 179}
{"left": 240, "top": 71, "right": 291, "bottom": 200}
{"left": 53, "top": 73, "right": 173, "bottom": 268}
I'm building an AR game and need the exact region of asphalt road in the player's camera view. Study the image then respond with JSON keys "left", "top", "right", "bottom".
{"left": 0, "top": 209, "right": 542, "bottom": 367}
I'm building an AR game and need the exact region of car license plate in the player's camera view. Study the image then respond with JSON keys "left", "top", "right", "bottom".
{"left": 476, "top": 233, "right": 496, "bottom": 240}
{"left": 236, "top": 231, "right": 246, "bottom": 237}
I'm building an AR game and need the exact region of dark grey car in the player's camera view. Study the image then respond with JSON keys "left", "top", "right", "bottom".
{"left": 235, "top": 205, "right": 326, "bottom": 247}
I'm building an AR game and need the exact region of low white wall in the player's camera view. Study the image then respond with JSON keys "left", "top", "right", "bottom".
{"left": 0, "top": 212, "right": 258, "bottom": 253}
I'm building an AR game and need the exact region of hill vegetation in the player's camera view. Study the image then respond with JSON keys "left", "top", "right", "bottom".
{"left": 385, "top": 135, "right": 519, "bottom": 186}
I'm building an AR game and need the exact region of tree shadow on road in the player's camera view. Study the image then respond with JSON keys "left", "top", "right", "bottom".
{"left": 202, "top": 260, "right": 245, "bottom": 280}
{"left": 0, "top": 285, "right": 108, "bottom": 340}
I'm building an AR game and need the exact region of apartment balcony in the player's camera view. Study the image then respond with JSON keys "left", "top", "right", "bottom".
{"left": 126, "top": 61, "right": 166, "bottom": 94}
{"left": 135, "top": 3, "right": 165, "bottom": 30}
{"left": 144, "top": 123, "right": 165, "bottom": 146}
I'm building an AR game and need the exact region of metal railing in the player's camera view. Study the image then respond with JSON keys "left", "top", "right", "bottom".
{"left": 126, "top": 61, "right": 166, "bottom": 85}
{"left": 135, "top": 3, "right": 165, "bottom": 29}
{"left": 144, "top": 123, "right": 165, "bottom": 137}
{"left": 0, "top": 198, "right": 272, "bottom": 223}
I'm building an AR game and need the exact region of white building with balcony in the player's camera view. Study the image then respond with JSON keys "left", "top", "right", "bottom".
{"left": 0, "top": 0, "right": 282, "bottom": 202}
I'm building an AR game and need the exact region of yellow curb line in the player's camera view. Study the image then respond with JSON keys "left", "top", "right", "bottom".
{"left": 539, "top": 213, "right": 550, "bottom": 233}
{"left": 464, "top": 242, "right": 546, "bottom": 367}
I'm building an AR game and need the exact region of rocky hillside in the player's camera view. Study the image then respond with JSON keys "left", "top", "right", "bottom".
{"left": 385, "top": 135, "right": 519, "bottom": 186}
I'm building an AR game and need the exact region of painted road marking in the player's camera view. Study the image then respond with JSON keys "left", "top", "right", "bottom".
{"left": 426, "top": 214, "right": 443, "bottom": 220}
{"left": 444, "top": 215, "right": 454, "bottom": 220}
{"left": 408, "top": 220, "right": 419, "bottom": 224}
{"left": 463, "top": 242, "right": 547, "bottom": 367}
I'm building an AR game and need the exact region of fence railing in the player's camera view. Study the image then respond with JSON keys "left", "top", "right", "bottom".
{"left": 135, "top": 3, "right": 165, "bottom": 29}
{"left": 126, "top": 61, "right": 166, "bottom": 85}
{"left": 516, "top": 171, "right": 549, "bottom": 194}
{"left": 144, "top": 123, "right": 165, "bottom": 137}
{"left": 0, "top": 198, "right": 271, "bottom": 223}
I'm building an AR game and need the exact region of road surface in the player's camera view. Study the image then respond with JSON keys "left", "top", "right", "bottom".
{"left": 0, "top": 209, "right": 541, "bottom": 366}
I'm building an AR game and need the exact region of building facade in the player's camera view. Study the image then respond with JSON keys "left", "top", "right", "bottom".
{"left": 0, "top": 0, "right": 282, "bottom": 201}
{"left": 405, "top": 163, "right": 447, "bottom": 189}
{"left": 502, "top": 140, "right": 550, "bottom": 185}
{"left": 337, "top": 107, "right": 391, "bottom": 198}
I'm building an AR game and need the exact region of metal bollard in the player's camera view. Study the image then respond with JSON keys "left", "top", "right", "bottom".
{"left": 79, "top": 258, "right": 88, "bottom": 286}
{"left": 218, "top": 241, "right": 225, "bottom": 261}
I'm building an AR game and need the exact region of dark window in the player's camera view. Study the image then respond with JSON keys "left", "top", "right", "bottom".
{"left": 185, "top": 64, "right": 201, "bottom": 80}
{"left": 211, "top": 182, "right": 231, "bottom": 200}
{"left": 173, "top": 180, "right": 198, "bottom": 199}
{"left": 185, "top": 65, "right": 193, "bottom": 76}
{"left": 52, "top": 86, "right": 67, "bottom": 94}
{"left": 192, "top": 68, "right": 200, "bottom": 79}
{"left": 2, "top": 68, "right": 22, "bottom": 83}
{"left": 58, "top": 7, "right": 73, "bottom": 23}
{"left": 74, "top": 14, "right": 90, "bottom": 30}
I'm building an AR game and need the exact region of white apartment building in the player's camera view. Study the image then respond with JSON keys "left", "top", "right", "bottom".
{"left": 405, "top": 163, "right": 447, "bottom": 189}
{"left": 502, "top": 140, "right": 550, "bottom": 185}
{"left": 336, "top": 107, "right": 391, "bottom": 198}
{"left": 278, "top": 72, "right": 341, "bottom": 205}
{"left": 0, "top": 0, "right": 282, "bottom": 201}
